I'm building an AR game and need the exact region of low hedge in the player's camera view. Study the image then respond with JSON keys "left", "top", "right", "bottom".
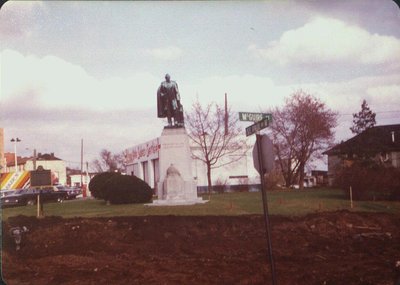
{"left": 335, "top": 162, "right": 400, "bottom": 201}
{"left": 88, "top": 172, "right": 120, "bottom": 199}
{"left": 89, "top": 172, "right": 153, "bottom": 204}
{"left": 103, "top": 174, "right": 153, "bottom": 204}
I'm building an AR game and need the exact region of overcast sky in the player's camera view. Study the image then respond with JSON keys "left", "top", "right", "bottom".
{"left": 1, "top": 0, "right": 399, "bottom": 171}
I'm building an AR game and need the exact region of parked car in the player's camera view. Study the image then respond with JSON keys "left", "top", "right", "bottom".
{"left": 1, "top": 188, "right": 67, "bottom": 208}
{"left": 1, "top": 189, "right": 16, "bottom": 198}
{"left": 55, "top": 185, "right": 82, "bottom": 200}
{"left": 0, "top": 189, "right": 27, "bottom": 207}
{"left": 26, "top": 187, "right": 68, "bottom": 205}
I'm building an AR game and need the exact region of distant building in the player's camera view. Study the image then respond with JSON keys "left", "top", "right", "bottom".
{"left": 4, "top": 153, "right": 30, "bottom": 173}
{"left": 191, "top": 143, "right": 260, "bottom": 192}
{"left": 67, "top": 167, "right": 96, "bottom": 189}
{"left": 25, "top": 153, "right": 67, "bottom": 185}
{"left": 323, "top": 124, "right": 400, "bottom": 186}
{"left": 124, "top": 135, "right": 260, "bottom": 192}
{"left": 303, "top": 175, "right": 317, "bottom": 188}
{"left": 311, "top": 170, "right": 328, "bottom": 186}
{"left": 0, "top": 128, "right": 5, "bottom": 173}
{"left": 4, "top": 152, "right": 67, "bottom": 185}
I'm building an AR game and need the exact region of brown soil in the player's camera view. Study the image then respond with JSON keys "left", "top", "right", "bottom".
{"left": 2, "top": 211, "right": 400, "bottom": 285}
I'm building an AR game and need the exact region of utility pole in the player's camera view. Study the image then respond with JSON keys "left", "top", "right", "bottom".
{"left": 11, "top": 138, "right": 21, "bottom": 172}
{"left": 80, "top": 139, "right": 83, "bottom": 190}
{"left": 33, "top": 149, "right": 37, "bottom": 170}
{"left": 224, "top": 93, "right": 228, "bottom": 135}
{"left": 86, "top": 161, "right": 90, "bottom": 197}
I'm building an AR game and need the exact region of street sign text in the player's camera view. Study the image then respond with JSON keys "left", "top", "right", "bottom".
{"left": 239, "top": 112, "right": 272, "bottom": 122}
{"left": 245, "top": 118, "right": 269, "bottom": 136}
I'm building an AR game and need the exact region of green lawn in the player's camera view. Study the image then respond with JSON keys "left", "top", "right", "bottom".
{"left": 2, "top": 188, "right": 399, "bottom": 220}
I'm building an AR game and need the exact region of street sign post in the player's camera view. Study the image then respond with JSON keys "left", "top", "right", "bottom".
{"left": 241, "top": 111, "right": 277, "bottom": 285}
{"left": 245, "top": 118, "right": 269, "bottom": 136}
{"left": 239, "top": 112, "right": 272, "bottom": 122}
{"left": 254, "top": 133, "right": 277, "bottom": 285}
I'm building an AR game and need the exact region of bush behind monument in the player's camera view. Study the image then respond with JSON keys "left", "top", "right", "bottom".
{"left": 89, "top": 172, "right": 153, "bottom": 204}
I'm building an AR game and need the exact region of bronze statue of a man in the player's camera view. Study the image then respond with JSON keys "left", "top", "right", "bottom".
{"left": 157, "top": 74, "right": 184, "bottom": 127}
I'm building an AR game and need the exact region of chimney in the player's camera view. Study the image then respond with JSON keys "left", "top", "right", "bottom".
{"left": 392, "top": 131, "right": 395, "bottom": 143}
{"left": 51, "top": 152, "right": 54, "bottom": 158}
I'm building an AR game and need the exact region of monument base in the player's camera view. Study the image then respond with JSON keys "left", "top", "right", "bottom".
{"left": 147, "top": 197, "right": 207, "bottom": 207}
{"left": 151, "top": 127, "right": 206, "bottom": 206}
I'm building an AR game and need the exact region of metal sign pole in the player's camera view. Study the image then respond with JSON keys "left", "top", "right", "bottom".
{"left": 256, "top": 134, "right": 277, "bottom": 285}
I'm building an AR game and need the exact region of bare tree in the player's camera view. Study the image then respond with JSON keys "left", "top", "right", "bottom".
{"left": 269, "top": 90, "right": 337, "bottom": 189}
{"left": 92, "top": 149, "right": 123, "bottom": 173}
{"left": 185, "top": 99, "right": 248, "bottom": 198}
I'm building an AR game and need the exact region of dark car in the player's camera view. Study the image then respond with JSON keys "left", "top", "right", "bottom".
{"left": 1, "top": 188, "right": 67, "bottom": 208}
{"left": 0, "top": 189, "right": 28, "bottom": 207}
{"left": 1, "top": 189, "right": 17, "bottom": 198}
{"left": 55, "top": 185, "right": 82, "bottom": 200}
{"left": 25, "top": 187, "right": 68, "bottom": 205}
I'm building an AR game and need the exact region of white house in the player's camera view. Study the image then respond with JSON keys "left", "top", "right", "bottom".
{"left": 24, "top": 153, "right": 67, "bottom": 185}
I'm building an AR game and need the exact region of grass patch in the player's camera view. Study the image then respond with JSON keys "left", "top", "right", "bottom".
{"left": 2, "top": 188, "right": 400, "bottom": 220}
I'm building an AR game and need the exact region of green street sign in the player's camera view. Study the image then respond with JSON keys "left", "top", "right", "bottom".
{"left": 239, "top": 112, "right": 272, "bottom": 122}
{"left": 245, "top": 118, "right": 270, "bottom": 136}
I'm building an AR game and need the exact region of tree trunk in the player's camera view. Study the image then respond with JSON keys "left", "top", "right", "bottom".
{"left": 284, "top": 173, "right": 292, "bottom": 189}
{"left": 298, "top": 163, "right": 305, "bottom": 190}
{"left": 206, "top": 164, "right": 212, "bottom": 200}
{"left": 283, "top": 162, "right": 293, "bottom": 188}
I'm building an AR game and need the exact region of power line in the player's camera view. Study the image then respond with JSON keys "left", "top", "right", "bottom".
{"left": 339, "top": 110, "right": 400, "bottom": 116}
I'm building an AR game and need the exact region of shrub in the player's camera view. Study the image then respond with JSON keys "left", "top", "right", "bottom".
{"left": 103, "top": 174, "right": 153, "bottom": 204}
{"left": 213, "top": 178, "right": 229, "bottom": 193}
{"left": 335, "top": 162, "right": 400, "bottom": 201}
{"left": 88, "top": 172, "right": 120, "bottom": 199}
{"left": 265, "top": 169, "right": 284, "bottom": 190}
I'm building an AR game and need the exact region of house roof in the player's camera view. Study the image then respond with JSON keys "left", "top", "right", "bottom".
{"left": 5, "top": 153, "right": 31, "bottom": 167}
{"left": 67, "top": 168, "right": 82, "bottom": 175}
{"left": 4, "top": 153, "right": 14, "bottom": 165}
{"left": 36, "top": 153, "right": 62, "bottom": 161}
{"left": 324, "top": 124, "right": 400, "bottom": 156}
{"left": 5, "top": 152, "right": 63, "bottom": 167}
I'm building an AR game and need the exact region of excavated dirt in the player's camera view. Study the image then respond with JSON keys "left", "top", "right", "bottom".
{"left": 2, "top": 211, "right": 400, "bottom": 285}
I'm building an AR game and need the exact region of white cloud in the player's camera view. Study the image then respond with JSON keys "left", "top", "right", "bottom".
{"left": 178, "top": 72, "right": 400, "bottom": 132}
{"left": 3, "top": 48, "right": 398, "bottom": 121}
{"left": 1, "top": 49, "right": 159, "bottom": 110}
{"left": 283, "top": 73, "right": 400, "bottom": 141}
{"left": 142, "top": 46, "right": 183, "bottom": 61}
{"left": 0, "top": 1, "right": 46, "bottom": 37}
{"left": 181, "top": 74, "right": 290, "bottom": 112}
{"left": 2, "top": 49, "right": 399, "bottom": 168}
{"left": 286, "top": 73, "right": 400, "bottom": 112}
{"left": 366, "top": 84, "right": 400, "bottom": 106}
{"left": 248, "top": 17, "right": 400, "bottom": 67}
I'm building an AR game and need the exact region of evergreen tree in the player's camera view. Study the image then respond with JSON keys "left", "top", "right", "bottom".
{"left": 350, "top": 100, "right": 376, "bottom": 134}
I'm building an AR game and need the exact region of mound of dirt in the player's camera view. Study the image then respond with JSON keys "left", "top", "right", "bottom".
{"left": 2, "top": 211, "right": 400, "bottom": 285}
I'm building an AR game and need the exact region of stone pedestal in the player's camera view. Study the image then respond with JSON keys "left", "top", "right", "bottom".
{"left": 150, "top": 127, "right": 206, "bottom": 206}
